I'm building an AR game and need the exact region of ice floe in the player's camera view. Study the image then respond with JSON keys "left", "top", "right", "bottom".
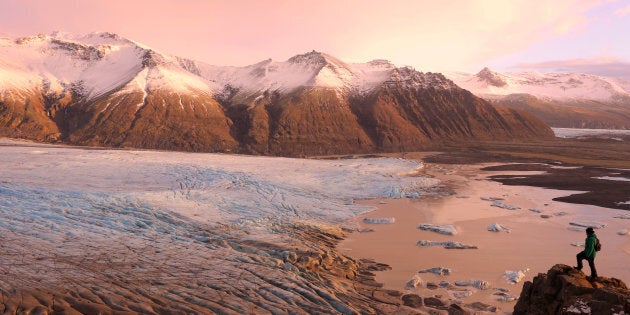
{"left": 487, "top": 222, "right": 510, "bottom": 233}
{"left": 416, "top": 240, "right": 478, "bottom": 249}
{"left": 481, "top": 196, "right": 521, "bottom": 210}
{"left": 618, "top": 229, "right": 629, "bottom": 235}
{"left": 417, "top": 223, "right": 458, "bottom": 235}
{"left": 568, "top": 226, "right": 586, "bottom": 232}
{"left": 454, "top": 279, "right": 492, "bottom": 290}
{"left": 504, "top": 269, "right": 529, "bottom": 284}
{"left": 614, "top": 214, "right": 630, "bottom": 220}
{"left": 529, "top": 208, "right": 542, "bottom": 213}
{"left": 356, "top": 227, "right": 374, "bottom": 233}
{"left": 418, "top": 267, "right": 452, "bottom": 276}
{"left": 491, "top": 201, "right": 521, "bottom": 210}
{"left": 571, "top": 241, "right": 585, "bottom": 247}
{"left": 363, "top": 217, "right": 395, "bottom": 224}
{"left": 450, "top": 290, "right": 473, "bottom": 298}
{"left": 569, "top": 221, "right": 607, "bottom": 229}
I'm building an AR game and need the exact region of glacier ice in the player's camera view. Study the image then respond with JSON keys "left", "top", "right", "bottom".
{"left": 0, "top": 142, "right": 444, "bottom": 307}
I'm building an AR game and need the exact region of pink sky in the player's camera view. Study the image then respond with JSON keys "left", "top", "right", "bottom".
{"left": 1, "top": 0, "right": 629, "bottom": 76}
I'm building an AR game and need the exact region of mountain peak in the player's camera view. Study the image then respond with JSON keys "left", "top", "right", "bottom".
{"left": 287, "top": 50, "right": 326, "bottom": 65}
{"left": 286, "top": 50, "right": 349, "bottom": 69}
{"left": 475, "top": 67, "right": 507, "bottom": 87}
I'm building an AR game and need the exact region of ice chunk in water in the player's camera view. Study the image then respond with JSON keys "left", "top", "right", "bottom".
{"left": 487, "top": 222, "right": 510, "bottom": 233}
{"left": 363, "top": 217, "right": 395, "bottom": 224}
{"left": 417, "top": 223, "right": 458, "bottom": 235}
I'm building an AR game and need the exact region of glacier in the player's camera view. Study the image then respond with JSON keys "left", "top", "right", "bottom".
{"left": 0, "top": 139, "right": 443, "bottom": 312}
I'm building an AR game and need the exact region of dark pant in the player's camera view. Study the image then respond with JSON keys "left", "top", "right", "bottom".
{"left": 576, "top": 251, "right": 597, "bottom": 277}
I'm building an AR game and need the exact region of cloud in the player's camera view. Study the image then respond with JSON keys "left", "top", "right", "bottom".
{"left": 515, "top": 57, "right": 630, "bottom": 79}
{"left": 614, "top": 3, "right": 630, "bottom": 17}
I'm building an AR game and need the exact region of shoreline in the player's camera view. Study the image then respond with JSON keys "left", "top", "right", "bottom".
{"left": 338, "top": 161, "right": 630, "bottom": 312}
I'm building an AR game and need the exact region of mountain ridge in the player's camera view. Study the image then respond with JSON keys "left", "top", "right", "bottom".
{"left": 446, "top": 68, "right": 630, "bottom": 129}
{"left": 0, "top": 32, "right": 554, "bottom": 155}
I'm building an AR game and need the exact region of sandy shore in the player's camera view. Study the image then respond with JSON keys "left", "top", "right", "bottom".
{"left": 338, "top": 162, "right": 630, "bottom": 312}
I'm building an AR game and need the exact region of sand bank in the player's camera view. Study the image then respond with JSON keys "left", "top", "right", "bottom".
{"left": 338, "top": 162, "right": 630, "bottom": 312}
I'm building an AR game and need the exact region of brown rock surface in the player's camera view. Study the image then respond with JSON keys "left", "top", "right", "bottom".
{"left": 60, "top": 88, "right": 238, "bottom": 152}
{"left": 491, "top": 93, "right": 630, "bottom": 129}
{"left": 514, "top": 264, "right": 630, "bottom": 314}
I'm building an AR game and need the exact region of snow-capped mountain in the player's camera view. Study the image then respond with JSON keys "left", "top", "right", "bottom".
{"left": 199, "top": 51, "right": 456, "bottom": 100}
{"left": 0, "top": 32, "right": 553, "bottom": 155}
{"left": 0, "top": 32, "right": 216, "bottom": 99}
{"left": 447, "top": 68, "right": 630, "bottom": 129}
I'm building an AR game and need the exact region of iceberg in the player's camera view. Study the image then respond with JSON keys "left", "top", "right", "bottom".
{"left": 418, "top": 267, "right": 452, "bottom": 276}
{"left": 504, "top": 269, "right": 529, "bottom": 284}
{"left": 491, "top": 201, "right": 521, "bottom": 210}
{"left": 416, "top": 240, "right": 478, "bottom": 249}
{"left": 454, "top": 279, "right": 492, "bottom": 290}
{"left": 417, "top": 223, "right": 458, "bottom": 235}
{"left": 487, "top": 222, "right": 510, "bottom": 233}
{"left": 363, "top": 217, "right": 395, "bottom": 224}
{"left": 569, "top": 221, "right": 607, "bottom": 229}
{"left": 450, "top": 290, "right": 473, "bottom": 298}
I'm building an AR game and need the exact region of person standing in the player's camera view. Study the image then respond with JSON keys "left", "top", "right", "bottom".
{"left": 575, "top": 227, "right": 598, "bottom": 278}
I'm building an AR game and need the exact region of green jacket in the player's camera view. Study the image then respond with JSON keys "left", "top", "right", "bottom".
{"left": 584, "top": 233, "right": 597, "bottom": 258}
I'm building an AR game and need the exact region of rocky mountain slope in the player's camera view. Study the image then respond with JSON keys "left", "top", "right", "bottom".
{"left": 514, "top": 264, "right": 630, "bottom": 314}
{"left": 0, "top": 32, "right": 553, "bottom": 155}
{"left": 448, "top": 68, "right": 630, "bottom": 129}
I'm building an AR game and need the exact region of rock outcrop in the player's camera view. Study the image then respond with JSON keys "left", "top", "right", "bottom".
{"left": 514, "top": 264, "right": 630, "bottom": 314}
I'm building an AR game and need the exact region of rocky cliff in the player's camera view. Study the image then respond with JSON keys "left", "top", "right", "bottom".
{"left": 514, "top": 264, "right": 630, "bottom": 314}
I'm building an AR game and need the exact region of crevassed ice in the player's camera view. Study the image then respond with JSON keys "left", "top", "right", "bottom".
{"left": 0, "top": 145, "right": 440, "bottom": 243}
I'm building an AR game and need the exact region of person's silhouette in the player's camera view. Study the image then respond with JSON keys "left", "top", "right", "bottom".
{"left": 575, "top": 227, "right": 598, "bottom": 278}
